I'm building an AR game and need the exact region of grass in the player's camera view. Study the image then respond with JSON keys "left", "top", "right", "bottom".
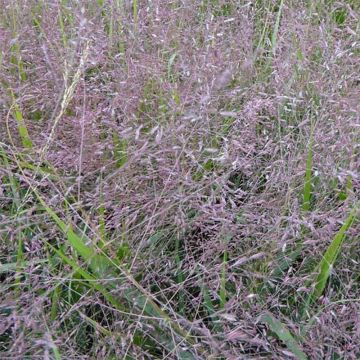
{"left": 0, "top": 0, "right": 359, "bottom": 358}
{"left": 260, "top": 312, "right": 308, "bottom": 360}
{"left": 302, "top": 121, "right": 314, "bottom": 212}
{"left": 8, "top": 90, "right": 33, "bottom": 149}
{"left": 304, "top": 204, "right": 359, "bottom": 314}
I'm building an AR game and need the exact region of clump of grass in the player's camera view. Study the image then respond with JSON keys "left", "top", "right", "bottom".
{"left": 0, "top": 1, "right": 359, "bottom": 358}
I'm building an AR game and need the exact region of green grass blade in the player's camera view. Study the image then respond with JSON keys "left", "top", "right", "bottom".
{"left": 133, "top": 0, "right": 138, "bottom": 29}
{"left": 271, "top": 245, "right": 303, "bottom": 279}
{"left": 219, "top": 250, "right": 228, "bottom": 309}
{"left": 271, "top": 0, "right": 284, "bottom": 56}
{"left": 38, "top": 200, "right": 117, "bottom": 279}
{"left": 113, "top": 133, "right": 128, "bottom": 168}
{"left": 0, "top": 259, "right": 48, "bottom": 274}
{"left": 260, "top": 312, "right": 308, "bottom": 360}
{"left": 50, "top": 245, "right": 125, "bottom": 311}
{"left": 175, "top": 236, "right": 185, "bottom": 314}
{"left": 50, "top": 284, "right": 61, "bottom": 322}
{"left": 201, "top": 283, "right": 222, "bottom": 333}
{"left": 9, "top": 91, "right": 33, "bottom": 149}
{"left": 98, "top": 180, "right": 107, "bottom": 251}
{"left": 15, "top": 233, "right": 24, "bottom": 294}
{"left": 0, "top": 145, "right": 20, "bottom": 208}
{"left": 167, "top": 52, "right": 177, "bottom": 81}
{"left": 220, "top": 235, "right": 231, "bottom": 309}
{"left": 52, "top": 346, "right": 62, "bottom": 360}
{"left": 9, "top": 39, "right": 27, "bottom": 82}
{"left": 202, "top": 284, "right": 215, "bottom": 316}
{"left": 78, "top": 310, "right": 114, "bottom": 337}
{"left": 302, "top": 138, "right": 313, "bottom": 212}
{"left": 308, "top": 205, "right": 358, "bottom": 304}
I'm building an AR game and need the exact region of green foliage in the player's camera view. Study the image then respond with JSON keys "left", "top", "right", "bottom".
{"left": 219, "top": 250, "right": 228, "bottom": 309}
{"left": 116, "top": 243, "right": 131, "bottom": 262}
{"left": 137, "top": 78, "right": 169, "bottom": 131}
{"left": 302, "top": 139, "right": 313, "bottom": 212}
{"left": 201, "top": 0, "right": 233, "bottom": 17}
{"left": 113, "top": 133, "right": 128, "bottom": 168}
{"left": 306, "top": 206, "right": 358, "bottom": 308}
{"left": 271, "top": 0, "right": 284, "bottom": 56}
{"left": 10, "top": 91, "right": 33, "bottom": 149}
{"left": 0, "top": 259, "right": 48, "bottom": 274}
{"left": 260, "top": 312, "right": 308, "bottom": 360}
{"left": 332, "top": 7, "right": 347, "bottom": 26}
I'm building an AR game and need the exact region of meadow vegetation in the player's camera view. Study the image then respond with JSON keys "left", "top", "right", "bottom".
{"left": 0, "top": 0, "right": 359, "bottom": 358}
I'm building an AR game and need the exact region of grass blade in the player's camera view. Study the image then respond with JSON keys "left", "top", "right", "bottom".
{"left": 51, "top": 245, "right": 125, "bottom": 311}
{"left": 0, "top": 259, "right": 48, "bottom": 274}
{"left": 9, "top": 90, "right": 33, "bottom": 149}
{"left": 113, "top": 133, "right": 128, "bottom": 168}
{"left": 260, "top": 312, "right": 308, "bottom": 360}
{"left": 202, "top": 283, "right": 222, "bottom": 333}
{"left": 302, "top": 139, "right": 313, "bottom": 212}
{"left": 308, "top": 205, "right": 358, "bottom": 305}
{"left": 133, "top": 0, "right": 138, "bottom": 29}
{"left": 219, "top": 250, "right": 228, "bottom": 309}
{"left": 271, "top": 0, "right": 284, "bottom": 56}
{"left": 41, "top": 203, "right": 117, "bottom": 279}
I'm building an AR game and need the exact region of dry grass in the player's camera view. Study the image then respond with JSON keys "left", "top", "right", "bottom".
{"left": 0, "top": 0, "right": 359, "bottom": 359}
